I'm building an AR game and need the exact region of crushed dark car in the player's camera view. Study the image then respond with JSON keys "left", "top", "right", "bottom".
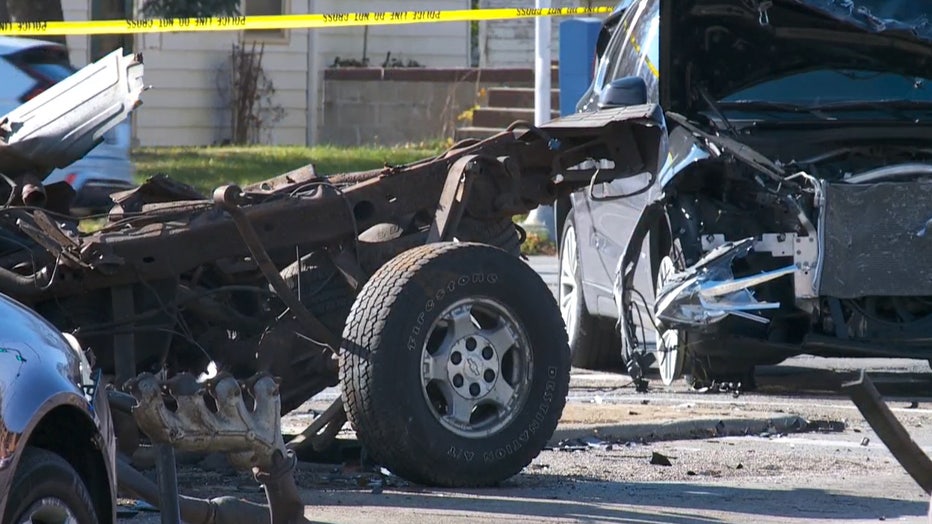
{"left": 556, "top": 0, "right": 932, "bottom": 388}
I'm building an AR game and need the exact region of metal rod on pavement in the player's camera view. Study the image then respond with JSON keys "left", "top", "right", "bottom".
{"left": 155, "top": 444, "right": 182, "bottom": 524}
{"left": 842, "top": 369, "right": 932, "bottom": 493}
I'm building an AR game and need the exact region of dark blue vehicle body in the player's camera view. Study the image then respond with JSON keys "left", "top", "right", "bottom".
{"left": 557, "top": 0, "right": 932, "bottom": 385}
{"left": 0, "top": 293, "right": 116, "bottom": 522}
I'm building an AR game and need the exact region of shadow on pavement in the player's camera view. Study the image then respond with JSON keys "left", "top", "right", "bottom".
{"left": 754, "top": 365, "right": 932, "bottom": 399}
{"left": 304, "top": 477, "right": 928, "bottom": 523}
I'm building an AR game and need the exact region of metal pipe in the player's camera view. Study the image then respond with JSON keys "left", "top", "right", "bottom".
{"left": 0, "top": 266, "right": 45, "bottom": 298}
{"left": 256, "top": 450, "right": 308, "bottom": 524}
{"left": 20, "top": 182, "right": 46, "bottom": 208}
{"left": 155, "top": 444, "right": 182, "bottom": 524}
{"left": 534, "top": 0, "right": 552, "bottom": 127}
{"left": 842, "top": 370, "right": 932, "bottom": 493}
{"left": 844, "top": 163, "right": 932, "bottom": 184}
{"left": 111, "top": 285, "right": 136, "bottom": 387}
{"left": 106, "top": 389, "right": 136, "bottom": 414}
{"left": 286, "top": 397, "right": 345, "bottom": 452}
{"left": 117, "top": 458, "right": 273, "bottom": 524}
{"left": 524, "top": 0, "right": 557, "bottom": 241}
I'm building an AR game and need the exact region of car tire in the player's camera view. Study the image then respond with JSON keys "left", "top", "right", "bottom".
{"left": 559, "top": 210, "right": 622, "bottom": 370}
{"left": 340, "top": 242, "right": 570, "bottom": 487}
{"left": 652, "top": 240, "right": 687, "bottom": 385}
{"left": 3, "top": 447, "right": 99, "bottom": 524}
{"left": 684, "top": 353, "right": 757, "bottom": 391}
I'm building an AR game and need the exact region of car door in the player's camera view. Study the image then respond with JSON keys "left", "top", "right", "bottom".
{"left": 568, "top": 2, "right": 636, "bottom": 317}
{"left": 585, "top": 0, "right": 661, "bottom": 317}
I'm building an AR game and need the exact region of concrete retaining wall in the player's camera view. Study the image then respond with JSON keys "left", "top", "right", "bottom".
{"left": 318, "top": 68, "right": 536, "bottom": 146}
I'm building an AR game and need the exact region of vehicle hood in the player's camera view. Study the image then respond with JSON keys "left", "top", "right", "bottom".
{"left": 661, "top": 0, "right": 932, "bottom": 115}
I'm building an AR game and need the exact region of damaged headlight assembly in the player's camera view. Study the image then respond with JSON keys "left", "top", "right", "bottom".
{"left": 654, "top": 238, "right": 800, "bottom": 328}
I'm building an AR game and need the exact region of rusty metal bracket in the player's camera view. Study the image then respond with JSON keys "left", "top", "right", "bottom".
{"left": 286, "top": 397, "right": 347, "bottom": 453}
{"left": 214, "top": 184, "right": 341, "bottom": 352}
{"left": 325, "top": 247, "right": 366, "bottom": 291}
{"left": 842, "top": 369, "right": 932, "bottom": 493}
{"left": 427, "top": 155, "right": 479, "bottom": 243}
{"left": 14, "top": 210, "right": 85, "bottom": 268}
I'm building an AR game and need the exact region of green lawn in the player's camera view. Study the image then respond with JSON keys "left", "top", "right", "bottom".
{"left": 132, "top": 144, "right": 445, "bottom": 194}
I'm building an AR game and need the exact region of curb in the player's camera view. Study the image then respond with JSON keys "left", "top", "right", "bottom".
{"left": 548, "top": 414, "right": 809, "bottom": 446}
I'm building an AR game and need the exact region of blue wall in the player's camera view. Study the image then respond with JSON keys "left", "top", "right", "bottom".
{"left": 558, "top": 18, "right": 603, "bottom": 116}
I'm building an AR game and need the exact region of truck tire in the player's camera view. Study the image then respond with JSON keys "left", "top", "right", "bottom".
{"left": 3, "top": 447, "right": 99, "bottom": 524}
{"left": 340, "top": 242, "right": 570, "bottom": 487}
{"left": 559, "top": 211, "right": 622, "bottom": 370}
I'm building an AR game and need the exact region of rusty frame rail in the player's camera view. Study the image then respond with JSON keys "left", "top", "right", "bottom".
{"left": 0, "top": 104, "right": 663, "bottom": 303}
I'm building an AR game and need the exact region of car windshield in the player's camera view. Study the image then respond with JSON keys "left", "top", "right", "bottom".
{"left": 718, "top": 69, "right": 932, "bottom": 120}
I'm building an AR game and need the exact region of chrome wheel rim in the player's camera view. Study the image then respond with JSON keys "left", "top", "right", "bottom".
{"left": 655, "top": 255, "right": 684, "bottom": 386}
{"left": 16, "top": 497, "right": 79, "bottom": 524}
{"left": 420, "top": 298, "right": 532, "bottom": 438}
{"left": 559, "top": 224, "right": 579, "bottom": 340}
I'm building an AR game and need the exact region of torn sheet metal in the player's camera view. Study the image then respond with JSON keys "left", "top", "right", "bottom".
{"left": 702, "top": 232, "right": 820, "bottom": 299}
{"left": 0, "top": 49, "right": 144, "bottom": 178}
{"left": 654, "top": 238, "right": 797, "bottom": 328}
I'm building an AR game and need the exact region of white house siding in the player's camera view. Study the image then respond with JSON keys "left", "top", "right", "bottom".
{"left": 314, "top": 0, "right": 470, "bottom": 69}
{"left": 63, "top": 3, "right": 90, "bottom": 67}
{"left": 478, "top": 0, "right": 613, "bottom": 68}
{"left": 130, "top": 0, "right": 315, "bottom": 146}
{"left": 128, "top": 0, "right": 470, "bottom": 146}
{"left": 132, "top": 30, "right": 240, "bottom": 146}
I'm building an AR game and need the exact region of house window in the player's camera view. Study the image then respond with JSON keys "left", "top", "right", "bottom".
{"left": 244, "top": 0, "right": 287, "bottom": 41}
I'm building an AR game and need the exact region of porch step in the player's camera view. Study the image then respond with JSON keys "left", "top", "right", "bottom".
{"left": 488, "top": 87, "right": 561, "bottom": 110}
{"left": 471, "top": 107, "right": 562, "bottom": 128}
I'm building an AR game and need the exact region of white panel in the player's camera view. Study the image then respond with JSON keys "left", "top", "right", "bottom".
{"left": 315, "top": 0, "right": 469, "bottom": 67}
{"left": 479, "top": 0, "right": 579, "bottom": 68}
{"left": 63, "top": 3, "right": 90, "bottom": 67}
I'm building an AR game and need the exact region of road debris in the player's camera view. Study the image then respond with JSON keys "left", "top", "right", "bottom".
{"left": 650, "top": 451, "right": 673, "bottom": 466}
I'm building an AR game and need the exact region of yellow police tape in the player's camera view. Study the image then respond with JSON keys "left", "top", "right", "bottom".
{"left": 0, "top": 7, "right": 613, "bottom": 37}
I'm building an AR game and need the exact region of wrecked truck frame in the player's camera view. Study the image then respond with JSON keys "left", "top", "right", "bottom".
{"left": 0, "top": 47, "right": 664, "bottom": 505}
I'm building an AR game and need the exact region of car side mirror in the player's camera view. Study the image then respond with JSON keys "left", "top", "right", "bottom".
{"left": 598, "top": 76, "right": 648, "bottom": 108}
